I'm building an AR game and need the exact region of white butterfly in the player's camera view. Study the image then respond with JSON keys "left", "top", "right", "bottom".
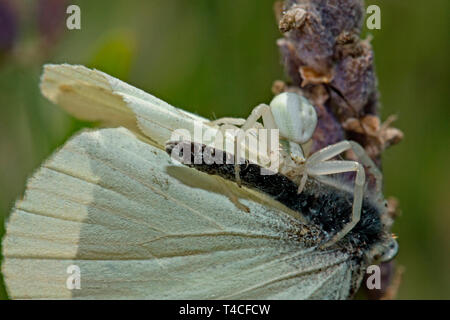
{"left": 1, "top": 64, "right": 394, "bottom": 299}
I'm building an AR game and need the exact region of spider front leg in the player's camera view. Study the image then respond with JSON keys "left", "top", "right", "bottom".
{"left": 307, "top": 159, "right": 365, "bottom": 247}
{"left": 308, "top": 140, "right": 383, "bottom": 202}
{"left": 306, "top": 140, "right": 386, "bottom": 247}
{"left": 211, "top": 123, "right": 244, "bottom": 185}
{"left": 305, "top": 139, "right": 386, "bottom": 247}
{"left": 209, "top": 104, "right": 278, "bottom": 185}
{"left": 347, "top": 141, "right": 383, "bottom": 201}
{"left": 232, "top": 104, "right": 279, "bottom": 184}
{"left": 210, "top": 118, "right": 246, "bottom": 127}
{"left": 240, "top": 104, "right": 277, "bottom": 131}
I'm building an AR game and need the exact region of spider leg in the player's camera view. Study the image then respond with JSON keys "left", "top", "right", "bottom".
{"left": 212, "top": 104, "right": 282, "bottom": 185}
{"left": 214, "top": 123, "right": 240, "bottom": 151}
{"left": 211, "top": 124, "right": 242, "bottom": 185}
{"left": 306, "top": 160, "right": 365, "bottom": 247}
{"left": 214, "top": 124, "right": 268, "bottom": 186}
{"left": 239, "top": 104, "right": 280, "bottom": 179}
{"left": 308, "top": 140, "right": 383, "bottom": 202}
{"left": 241, "top": 104, "right": 277, "bottom": 131}
{"left": 297, "top": 172, "right": 308, "bottom": 194}
{"left": 210, "top": 117, "right": 246, "bottom": 127}
{"left": 347, "top": 141, "right": 383, "bottom": 200}
{"left": 308, "top": 140, "right": 354, "bottom": 162}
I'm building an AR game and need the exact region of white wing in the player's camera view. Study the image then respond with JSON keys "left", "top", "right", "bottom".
{"left": 2, "top": 128, "right": 355, "bottom": 299}
{"left": 40, "top": 64, "right": 269, "bottom": 164}
{"left": 40, "top": 64, "right": 211, "bottom": 148}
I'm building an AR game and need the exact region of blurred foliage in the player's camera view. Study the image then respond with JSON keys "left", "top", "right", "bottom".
{"left": 0, "top": 0, "right": 449, "bottom": 299}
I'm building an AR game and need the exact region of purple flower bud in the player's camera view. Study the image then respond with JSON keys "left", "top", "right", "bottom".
{"left": 0, "top": 0, "right": 18, "bottom": 55}
{"left": 37, "top": 0, "right": 67, "bottom": 45}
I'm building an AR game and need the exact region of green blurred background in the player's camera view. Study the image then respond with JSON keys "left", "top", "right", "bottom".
{"left": 0, "top": 0, "right": 448, "bottom": 299}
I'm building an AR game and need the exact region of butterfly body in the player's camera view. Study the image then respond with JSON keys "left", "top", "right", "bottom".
{"left": 166, "top": 141, "right": 387, "bottom": 256}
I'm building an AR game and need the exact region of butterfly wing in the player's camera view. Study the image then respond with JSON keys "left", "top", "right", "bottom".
{"left": 40, "top": 64, "right": 269, "bottom": 165}
{"left": 2, "top": 127, "right": 355, "bottom": 299}
{"left": 40, "top": 64, "right": 210, "bottom": 149}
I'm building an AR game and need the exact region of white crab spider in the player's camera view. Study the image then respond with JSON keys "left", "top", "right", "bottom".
{"left": 211, "top": 92, "right": 385, "bottom": 246}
